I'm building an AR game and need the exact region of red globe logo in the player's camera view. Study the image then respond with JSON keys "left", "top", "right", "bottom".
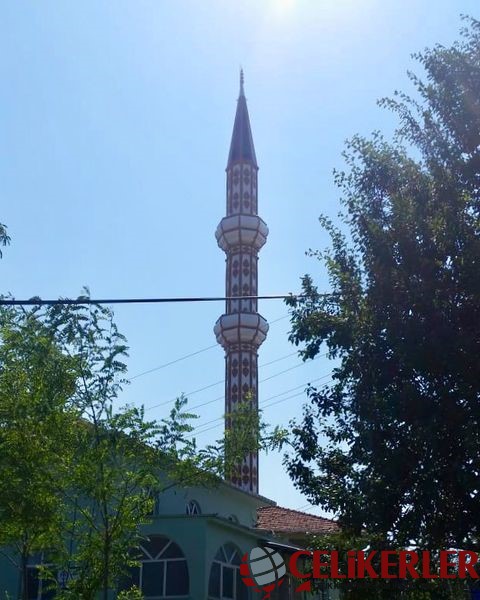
{"left": 240, "top": 546, "right": 286, "bottom": 599}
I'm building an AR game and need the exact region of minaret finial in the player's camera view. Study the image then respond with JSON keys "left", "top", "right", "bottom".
{"left": 239, "top": 68, "right": 245, "bottom": 97}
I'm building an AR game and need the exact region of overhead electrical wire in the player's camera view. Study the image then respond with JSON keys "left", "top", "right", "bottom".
{"left": 0, "top": 294, "right": 317, "bottom": 307}
{"left": 185, "top": 373, "right": 333, "bottom": 437}
{"left": 144, "top": 351, "right": 328, "bottom": 413}
{"left": 295, "top": 503, "right": 315, "bottom": 512}
{"left": 187, "top": 378, "right": 334, "bottom": 438}
{"left": 191, "top": 373, "right": 330, "bottom": 429}
{"left": 130, "top": 344, "right": 218, "bottom": 380}
{"left": 188, "top": 390, "right": 306, "bottom": 436}
{"left": 155, "top": 349, "right": 300, "bottom": 402}
{"left": 129, "top": 314, "right": 291, "bottom": 381}
{"left": 292, "top": 504, "right": 329, "bottom": 517}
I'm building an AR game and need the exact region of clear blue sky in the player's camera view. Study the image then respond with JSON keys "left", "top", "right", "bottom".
{"left": 1, "top": 0, "right": 478, "bottom": 514}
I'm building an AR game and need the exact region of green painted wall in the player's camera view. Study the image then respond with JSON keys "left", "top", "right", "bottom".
{"left": 0, "top": 482, "right": 338, "bottom": 600}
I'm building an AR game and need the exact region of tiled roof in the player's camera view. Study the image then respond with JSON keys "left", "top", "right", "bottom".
{"left": 256, "top": 505, "right": 338, "bottom": 535}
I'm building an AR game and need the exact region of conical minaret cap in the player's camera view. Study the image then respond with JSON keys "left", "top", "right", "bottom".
{"left": 227, "top": 70, "right": 258, "bottom": 168}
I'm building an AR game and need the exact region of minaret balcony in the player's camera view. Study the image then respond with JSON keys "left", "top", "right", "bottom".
{"left": 215, "top": 215, "right": 268, "bottom": 252}
{"left": 214, "top": 313, "right": 269, "bottom": 350}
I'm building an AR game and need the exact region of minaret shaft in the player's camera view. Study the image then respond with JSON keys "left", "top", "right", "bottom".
{"left": 214, "top": 74, "right": 268, "bottom": 494}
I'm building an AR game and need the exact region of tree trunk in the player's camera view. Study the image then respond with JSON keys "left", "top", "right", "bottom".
{"left": 103, "top": 531, "right": 110, "bottom": 600}
{"left": 19, "top": 548, "right": 28, "bottom": 600}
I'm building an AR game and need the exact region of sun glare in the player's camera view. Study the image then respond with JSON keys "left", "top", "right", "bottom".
{"left": 270, "top": 0, "right": 296, "bottom": 18}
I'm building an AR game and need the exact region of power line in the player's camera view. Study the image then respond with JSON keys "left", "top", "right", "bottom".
{"left": 262, "top": 389, "right": 308, "bottom": 410}
{"left": 144, "top": 357, "right": 304, "bottom": 412}
{"left": 0, "top": 294, "right": 314, "bottom": 307}
{"left": 256, "top": 350, "right": 298, "bottom": 368}
{"left": 130, "top": 344, "right": 218, "bottom": 380}
{"left": 166, "top": 349, "right": 300, "bottom": 401}
{"left": 295, "top": 503, "right": 314, "bottom": 512}
{"left": 189, "top": 379, "right": 334, "bottom": 438}
{"left": 145, "top": 351, "right": 327, "bottom": 413}
{"left": 292, "top": 504, "right": 328, "bottom": 517}
{"left": 186, "top": 374, "right": 333, "bottom": 437}
{"left": 129, "top": 314, "right": 291, "bottom": 381}
{"left": 188, "top": 390, "right": 305, "bottom": 435}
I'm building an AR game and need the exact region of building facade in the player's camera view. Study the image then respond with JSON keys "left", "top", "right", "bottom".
{"left": 0, "top": 74, "right": 339, "bottom": 600}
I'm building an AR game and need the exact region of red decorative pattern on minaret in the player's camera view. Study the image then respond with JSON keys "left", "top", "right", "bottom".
{"left": 214, "top": 71, "right": 268, "bottom": 494}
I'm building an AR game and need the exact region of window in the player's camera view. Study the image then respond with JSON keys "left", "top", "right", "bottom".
{"left": 145, "top": 488, "right": 161, "bottom": 516}
{"left": 208, "top": 544, "right": 248, "bottom": 600}
{"left": 269, "top": 572, "right": 335, "bottom": 599}
{"left": 185, "top": 500, "right": 201, "bottom": 516}
{"left": 25, "top": 564, "right": 57, "bottom": 600}
{"left": 268, "top": 574, "right": 296, "bottom": 600}
{"left": 120, "top": 536, "right": 189, "bottom": 598}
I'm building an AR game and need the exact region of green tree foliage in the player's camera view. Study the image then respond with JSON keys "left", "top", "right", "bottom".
{"left": 0, "top": 308, "right": 79, "bottom": 600}
{"left": 39, "top": 301, "right": 160, "bottom": 600}
{"left": 284, "top": 17, "right": 480, "bottom": 558}
{"left": 0, "top": 223, "right": 10, "bottom": 257}
{"left": 0, "top": 297, "right": 271, "bottom": 599}
{"left": 306, "top": 530, "right": 471, "bottom": 600}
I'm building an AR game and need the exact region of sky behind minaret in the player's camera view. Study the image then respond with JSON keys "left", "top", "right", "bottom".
{"left": 0, "top": 0, "right": 477, "bottom": 514}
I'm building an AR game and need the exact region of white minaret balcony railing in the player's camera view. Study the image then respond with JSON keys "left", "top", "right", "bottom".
{"left": 215, "top": 215, "right": 269, "bottom": 251}
{"left": 214, "top": 313, "right": 269, "bottom": 350}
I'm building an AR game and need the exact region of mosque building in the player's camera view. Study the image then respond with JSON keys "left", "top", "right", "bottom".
{"left": 0, "top": 74, "right": 338, "bottom": 600}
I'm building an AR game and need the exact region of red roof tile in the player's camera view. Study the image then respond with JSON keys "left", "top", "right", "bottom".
{"left": 256, "top": 505, "right": 338, "bottom": 535}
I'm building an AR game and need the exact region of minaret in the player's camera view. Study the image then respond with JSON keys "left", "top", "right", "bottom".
{"left": 214, "top": 71, "right": 269, "bottom": 494}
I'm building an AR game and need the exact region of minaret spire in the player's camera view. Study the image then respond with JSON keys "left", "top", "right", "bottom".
{"left": 227, "top": 70, "right": 257, "bottom": 169}
{"left": 214, "top": 73, "right": 269, "bottom": 495}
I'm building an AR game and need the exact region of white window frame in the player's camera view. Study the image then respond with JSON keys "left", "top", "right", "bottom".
{"left": 208, "top": 544, "right": 245, "bottom": 600}
{"left": 137, "top": 538, "right": 189, "bottom": 599}
{"left": 25, "top": 559, "right": 56, "bottom": 600}
{"left": 185, "top": 499, "right": 201, "bottom": 515}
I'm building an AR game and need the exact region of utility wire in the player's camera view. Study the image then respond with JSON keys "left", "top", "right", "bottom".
{"left": 0, "top": 294, "right": 314, "bottom": 307}
{"left": 189, "top": 379, "right": 334, "bottom": 438}
{"left": 188, "top": 390, "right": 305, "bottom": 436}
{"left": 185, "top": 373, "right": 333, "bottom": 436}
{"left": 145, "top": 356, "right": 307, "bottom": 412}
{"left": 292, "top": 504, "right": 328, "bottom": 517}
{"left": 196, "top": 381, "right": 333, "bottom": 437}
{"left": 295, "top": 503, "right": 315, "bottom": 512}
{"left": 258, "top": 350, "right": 299, "bottom": 368}
{"left": 260, "top": 359, "right": 318, "bottom": 385}
{"left": 145, "top": 351, "right": 327, "bottom": 413}
{"left": 130, "top": 344, "right": 218, "bottom": 380}
{"left": 129, "top": 314, "right": 291, "bottom": 381}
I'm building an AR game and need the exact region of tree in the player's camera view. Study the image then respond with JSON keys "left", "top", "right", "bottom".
{"left": 0, "top": 298, "right": 273, "bottom": 599}
{"left": 0, "top": 223, "right": 9, "bottom": 257}
{"left": 284, "top": 16, "right": 480, "bottom": 560}
{"left": 0, "top": 307, "right": 79, "bottom": 600}
{"left": 47, "top": 300, "right": 275, "bottom": 600}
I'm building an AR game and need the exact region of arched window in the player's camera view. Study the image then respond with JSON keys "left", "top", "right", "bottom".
{"left": 145, "top": 488, "right": 160, "bottom": 516}
{"left": 25, "top": 567, "right": 56, "bottom": 600}
{"left": 208, "top": 544, "right": 248, "bottom": 600}
{"left": 25, "top": 554, "right": 56, "bottom": 600}
{"left": 185, "top": 500, "right": 201, "bottom": 515}
{"left": 120, "top": 535, "right": 189, "bottom": 598}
